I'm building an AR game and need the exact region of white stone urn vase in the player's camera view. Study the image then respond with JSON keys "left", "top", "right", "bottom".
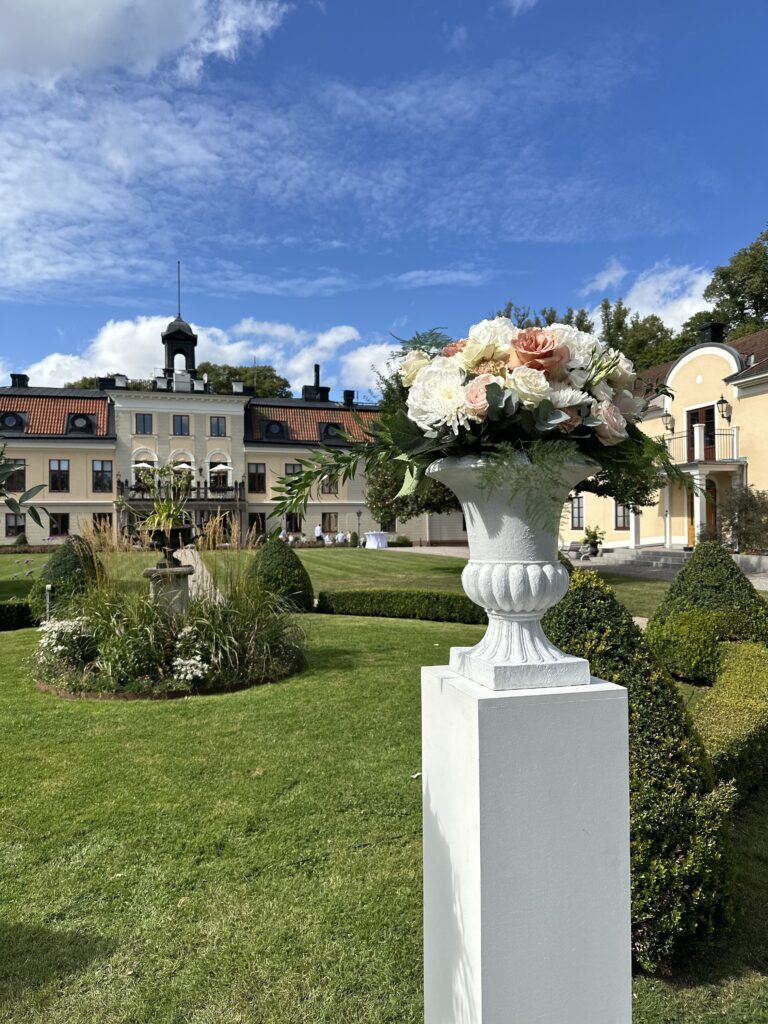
{"left": 426, "top": 452, "right": 597, "bottom": 690}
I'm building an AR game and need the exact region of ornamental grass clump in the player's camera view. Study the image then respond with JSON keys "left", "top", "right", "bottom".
{"left": 542, "top": 569, "right": 734, "bottom": 972}
{"left": 34, "top": 575, "right": 306, "bottom": 696}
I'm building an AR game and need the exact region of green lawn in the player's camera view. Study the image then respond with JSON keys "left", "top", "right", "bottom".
{"left": 0, "top": 552, "right": 48, "bottom": 599}
{"left": 206, "top": 548, "right": 671, "bottom": 620}
{"left": 1, "top": 619, "right": 768, "bottom": 1022}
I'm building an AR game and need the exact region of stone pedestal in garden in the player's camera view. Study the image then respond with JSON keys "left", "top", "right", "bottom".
{"left": 421, "top": 455, "right": 632, "bottom": 1024}
{"left": 143, "top": 564, "right": 194, "bottom": 614}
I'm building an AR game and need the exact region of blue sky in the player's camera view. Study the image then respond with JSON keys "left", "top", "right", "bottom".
{"left": 0, "top": 0, "right": 766, "bottom": 397}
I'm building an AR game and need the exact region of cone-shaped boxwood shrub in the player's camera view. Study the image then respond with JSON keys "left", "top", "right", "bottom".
{"left": 28, "top": 537, "right": 103, "bottom": 621}
{"left": 542, "top": 570, "right": 734, "bottom": 972}
{"left": 249, "top": 538, "right": 314, "bottom": 611}
{"left": 648, "top": 540, "right": 768, "bottom": 642}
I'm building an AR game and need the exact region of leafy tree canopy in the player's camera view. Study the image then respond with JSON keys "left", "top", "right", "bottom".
{"left": 704, "top": 227, "right": 768, "bottom": 332}
{"left": 494, "top": 301, "right": 594, "bottom": 333}
{"left": 65, "top": 373, "right": 151, "bottom": 390}
{"left": 196, "top": 362, "right": 292, "bottom": 396}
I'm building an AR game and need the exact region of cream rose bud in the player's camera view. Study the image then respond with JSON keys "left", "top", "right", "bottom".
{"left": 510, "top": 365, "right": 550, "bottom": 407}
{"left": 593, "top": 400, "right": 628, "bottom": 445}
{"left": 606, "top": 349, "right": 636, "bottom": 388}
{"left": 614, "top": 388, "right": 645, "bottom": 422}
{"left": 455, "top": 335, "right": 497, "bottom": 370}
{"left": 399, "top": 349, "right": 431, "bottom": 387}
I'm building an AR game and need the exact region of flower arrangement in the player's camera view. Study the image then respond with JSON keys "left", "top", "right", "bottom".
{"left": 272, "top": 317, "right": 684, "bottom": 519}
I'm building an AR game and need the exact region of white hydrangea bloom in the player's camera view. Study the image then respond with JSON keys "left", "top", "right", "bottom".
{"left": 467, "top": 316, "right": 520, "bottom": 356}
{"left": 406, "top": 359, "right": 471, "bottom": 435}
{"left": 549, "top": 386, "right": 591, "bottom": 408}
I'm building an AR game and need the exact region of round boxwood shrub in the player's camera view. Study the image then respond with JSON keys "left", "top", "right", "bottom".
{"left": 349, "top": 530, "right": 359, "bottom": 548}
{"left": 28, "top": 537, "right": 103, "bottom": 621}
{"left": 543, "top": 569, "right": 734, "bottom": 972}
{"left": 649, "top": 540, "right": 768, "bottom": 642}
{"left": 249, "top": 537, "right": 314, "bottom": 611}
{"left": 645, "top": 609, "right": 731, "bottom": 684}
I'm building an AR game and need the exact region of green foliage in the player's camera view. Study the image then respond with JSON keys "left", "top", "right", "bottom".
{"left": 0, "top": 445, "right": 46, "bottom": 529}
{"left": 12, "top": 532, "right": 27, "bottom": 546}
{"left": 250, "top": 538, "right": 314, "bottom": 611}
{"left": 494, "top": 301, "right": 594, "bottom": 333}
{"left": 196, "top": 361, "right": 291, "bottom": 396}
{"left": 349, "top": 530, "right": 359, "bottom": 548}
{"left": 388, "top": 535, "right": 413, "bottom": 547}
{"left": 645, "top": 609, "right": 728, "bottom": 683}
{"left": 0, "top": 599, "right": 33, "bottom": 631}
{"left": 35, "top": 577, "right": 306, "bottom": 695}
{"left": 27, "top": 538, "right": 102, "bottom": 621}
{"left": 557, "top": 550, "right": 573, "bottom": 575}
{"left": 703, "top": 227, "right": 768, "bottom": 333}
{"left": 543, "top": 570, "right": 734, "bottom": 971}
{"left": 649, "top": 541, "right": 768, "bottom": 641}
{"left": 316, "top": 589, "right": 486, "bottom": 624}
{"left": 717, "top": 484, "right": 768, "bottom": 553}
{"left": 693, "top": 642, "right": 768, "bottom": 800}
{"left": 64, "top": 372, "right": 150, "bottom": 389}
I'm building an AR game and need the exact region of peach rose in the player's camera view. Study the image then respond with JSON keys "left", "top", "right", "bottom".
{"left": 442, "top": 339, "right": 468, "bottom": 357}
{"left": 512, "top": 328, "right": 569, "bottom": 374}
{"left": 558, "top": 407, "right": 583, "bottom": 433}
{"left": 464, "top": 373, "right": 503, "bottom": 420}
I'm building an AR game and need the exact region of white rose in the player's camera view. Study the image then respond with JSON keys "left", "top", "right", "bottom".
{"left": 468, "top": 316, "right": 520, "bottom": 357}
{"left": 399, "top": 349, "right": 431, "bottom": 387}
{"left": 614, "top": 388, "right": 646, "bottom": 423}
{"left": 511, "top": 365, "right": 550, "bottom": 407}
{"left": 407, "top": 360, "right": 470, "bottom": 436}
{"left": 556, "top": 326, "right": 602, "bottom": 364}
{"left": 606, "top": 349, "right": 636, "bottom": 389}
{"left": 455, "top": 335, "right": 497, "bottom": 370}
{"left": 590, "top": 379, "right": 614, "bottom": 403}
{"left": 592, "top": 400, "right": 628, "bottom": 446}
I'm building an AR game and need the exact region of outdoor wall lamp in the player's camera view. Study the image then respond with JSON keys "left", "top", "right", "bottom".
{"left": 661, "top": 411, "right": 675, "bottom": 432}
{"left": 716, "top": 394, "right": 732, "bottom": 423}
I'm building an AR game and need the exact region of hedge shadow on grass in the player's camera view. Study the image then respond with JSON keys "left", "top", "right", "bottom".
{"left": 0, "top": 922, "right": 113, "bottom": 1003}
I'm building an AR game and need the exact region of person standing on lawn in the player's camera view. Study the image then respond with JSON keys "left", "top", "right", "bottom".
{"left": 314, "top": 523, "right": 323, "bottom": 542}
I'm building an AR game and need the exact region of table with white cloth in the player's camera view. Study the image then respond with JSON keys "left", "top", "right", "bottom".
{"left": 364, "top": 531, "right": 389, "bottom": 549}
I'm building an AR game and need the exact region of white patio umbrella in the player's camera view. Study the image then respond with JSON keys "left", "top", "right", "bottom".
{"left": 210, "top": 463, "right": 230, "bottom": 472}
{"left": 173, "top": 462, "right": 193, "bottom": 471}
{"left": 132, "top": 461, "right": 153, "bottom": 469}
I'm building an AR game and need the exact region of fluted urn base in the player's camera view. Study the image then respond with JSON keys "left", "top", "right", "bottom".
{"left": 427, "top": 454, "right": 596, "bottom": 691}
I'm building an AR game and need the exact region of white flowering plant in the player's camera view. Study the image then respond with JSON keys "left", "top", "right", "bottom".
{"left": 273, "top": 317, "right": 684, "bottom": 518}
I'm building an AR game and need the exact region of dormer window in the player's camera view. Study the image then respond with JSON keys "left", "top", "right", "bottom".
{"left": 66, "top": 412, "right": 95, "bottom": 434}
{"left": 0, "top": 411, "right": 27, "bottom": 432}
{"left": 263, "top": 420, "right": 288, "bottom": 441}
{"left": 318, "top": 421, "right": 344, "bottom": 443}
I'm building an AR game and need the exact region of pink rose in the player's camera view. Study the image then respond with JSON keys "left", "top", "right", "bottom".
{"left": 464, "top": 373, "right": 502, "bottom": 419}
{"left": 614, "top": 388, "right": 643, "bottom": 423}
{"left": 558, "top": 407, "right": 582, "bottom": 433}
{"left": 442, "top": 339, "right": 468, "bottom": 357}
{"left": 513, "top": 328, "right": 569, "bottom": 374}
{"left": 593, "top": 400, "right": 628, "bottom": 446}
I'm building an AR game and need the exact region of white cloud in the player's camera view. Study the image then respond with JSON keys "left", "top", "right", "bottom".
{"left": 581, "top": 257, "right": 628, "bottom": 296}
{"left": 623, "top": 262, "right": 711, "bottom": 331}
{"left": 391, "top": 269, "right": 490, "bottom": 289}
{"left": 21, "top": 315, "right": 372, "bottom": 395}
{"left": 0, "top": 0, "right": 289, "bottom": 85}
{"left": 500, "top": 0, "right": 539, "bottom": 14}
{"left": 339, "top": 343, "right": 396, "bottom": 394}
{"left": 443, "top": 24, "right": 468, "bottom": 53}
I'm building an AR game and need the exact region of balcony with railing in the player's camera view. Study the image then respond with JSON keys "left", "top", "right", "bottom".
{"left": 660, "top": 424, "right": 741, "bottom": 465}
{"left": 116, "top": 479, "right": 245, "bottom": 502}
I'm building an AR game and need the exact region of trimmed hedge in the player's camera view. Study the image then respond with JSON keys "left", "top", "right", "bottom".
{"left": 693, "top": 642, "right": 768, "bottom": 799}
{"left": 316, "top": 589, "right": 486, "bottom": 624}
{"left": 0, "top": 600, "right": 33, "bottom": 631}
{"left": 649, "top": 540, "right": 768, "bottom": 642}
{"left": 645, "top": 609, "right": 728, "bottom": 684}
{"left": 543, "top": 569, "right": 734, "bottom": 972}
{"left": 249, "top": 538, "right": 314, "bottom": 612}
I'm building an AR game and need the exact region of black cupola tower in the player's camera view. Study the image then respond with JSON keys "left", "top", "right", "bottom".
{"left": 162, "top": 261, "right": 197, "bottom": 377}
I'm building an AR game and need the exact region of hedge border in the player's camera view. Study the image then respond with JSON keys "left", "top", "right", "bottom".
{"left": 316, "top": 588, "right": 486, "bottom": 624}
{"left": 0, "top": 600, "right": 34, "bottom": 631}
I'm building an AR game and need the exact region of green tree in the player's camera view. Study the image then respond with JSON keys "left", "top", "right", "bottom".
{"left": 196, "top": 362, "right": 291, "bottom": 396}
{"left": 703, "top": 227, "right": 768, "bottom": 332}
{"left": 495, "top": 301, "right": 594, "bottom": 332}
{"left": 65, "top": 373, "right": 151, "bottom": 390}
{"left": 599, "top": 300, "right": 680, "bottom": 369}
{"left": 675, "top": 310, "right": 716, "bottom": 351}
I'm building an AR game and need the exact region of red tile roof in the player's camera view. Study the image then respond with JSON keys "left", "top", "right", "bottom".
{"left": 249, "top": 404, "right": 380, "bottom": 443}
{"left": 636, "top": 327, "right": 768, "bottom": 392}
{"left": 0, "top": 396, "right": 110, "bottom": 435}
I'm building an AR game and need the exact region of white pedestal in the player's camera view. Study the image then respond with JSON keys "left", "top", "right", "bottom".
{"left": 422, "top": 666, "right": 632, "bottom": 1024}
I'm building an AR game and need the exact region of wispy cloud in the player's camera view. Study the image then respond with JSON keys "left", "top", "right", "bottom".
{"left": 442, "top": 24, "right": 468, "bottom": 53}
{"left": 624, "top": 262, "right": 710, "bottom": 331}
{"left": 390, "top": 269, "right": 491, "bottom": 289}
{"left": 0, "top": 0, "right": 290, "bottom": 85}
{"left": 581, "top": 257, "right": 628, "bottom": 295}
{"left": 500, "top": 0, "right": 539, "bottom": 15}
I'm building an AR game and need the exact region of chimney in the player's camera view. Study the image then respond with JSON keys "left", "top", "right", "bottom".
{"left": 699, "top": 321, "right": 724, "bottom": 346}
{"left": 343, "top": 389, "right": 355, "bottom": 407}
{"left": 314, "top": 363, "right": 321, "bottom": 388}
{"left": 10, "top": 373, "right": 28, "bottom": 388}
{"left": 302, "top": 363, "right": 331, "bottom": 402}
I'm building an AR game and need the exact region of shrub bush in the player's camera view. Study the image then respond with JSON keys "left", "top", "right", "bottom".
{"left": 12, "top": 531, "right": 27, "bottom": 547}
{"left": 34, "top": 576, "right": 306, "bottom": 695}
{"left": 316, "top": 589, "right": 486, "bottom": 624}
{"left": 645, "top": 609, "right": 728, "bottom": 684}
{"left": 0, "top": 600, "right": 33, "bottom": 631}
{"left": 543, "top": 569, "right": 734, "bottom": 972}
{"left": 557, "top": 550, "right": 573, "bottom": 575}
{"left": 693, "top": 642, "right": 768, "bottom": 799}
{"left": 349, "top": 530, "right": 359, "bottom": 548}
{"left": 249, "top": 538, "right": 313, "bottom": 611}
{"left": 28, "top": 537, "right": 103, "bottom": 621}
{"left": 388, "top": 535, "right": 413, "bottom": 547}
{"left": 648, "top": 540, "right": 768, "bottom": 642}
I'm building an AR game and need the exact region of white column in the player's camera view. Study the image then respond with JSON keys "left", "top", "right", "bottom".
{"left": 732, "top": 425, "right": 740, "bottom": 460}
{"left": 693, "top": 471, "right": 708, "bottom": 541}
{"left": 663, "top": 484, "right": 671, "bottom": 549}
{"left": 422, "top": 667, "right": 632, "bottom": 1024}
{"left": 629, "top": 509, "right": 641, "bottom": 549}
{"left": 693, "top": 422, "right": 705, "bottom": 461}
